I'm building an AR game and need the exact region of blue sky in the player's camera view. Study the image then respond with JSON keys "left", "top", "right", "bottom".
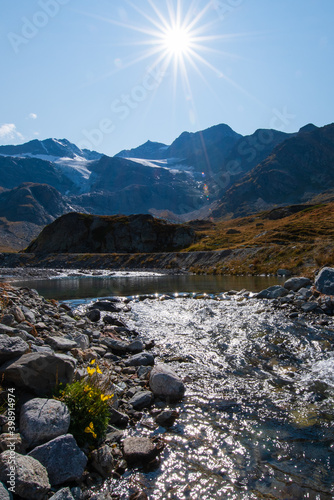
{"left": 1, "top": 0, "right": 333, "bottom": 156}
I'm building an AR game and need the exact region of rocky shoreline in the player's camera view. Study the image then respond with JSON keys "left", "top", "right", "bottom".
{"left": 0, "top": 268, "right": 333, "bottom": 499}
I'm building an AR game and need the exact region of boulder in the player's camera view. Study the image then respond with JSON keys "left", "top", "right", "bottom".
{"left": 129, "top": 391, "right": 153, "bottom": 410}
{"left": 44, "top": 336, "right": 77, "bottom": 352}
{"left": 49, "top": 488, "right": 75, "bottom": 500}
{"left": 0, "top": 335, "right": 29, "bottom": 364}
{"left": 86, "top": 309, "right": 101, "bottom": 322}
{"left": 149, "top": 364, "right": 185, "bottom": 401}
{"left": 122, "top": 437, "right": 158, "bottom": 466}
{"left": 0, "top": 353, "right": 76, "bottom": 396}
{"left": 90, "top": 301, "right": 119, "bottom": 313}
{"left": 125, "top": 353, "right": 154, "bottom": 367}
{"left": 28, "top": 434, "right": 87, "bottom": 486}
{"left": 256, "top": 286, "right": 289, "bottom": 299}
{"left": 101, "top": 338, "right": 129, "bottom": 353}
{"left": 0, "top": 451, "right": 50, "bottom": 500}
{"left": 20, "top": 398, "right": 70, "bottom": 448}
{"left": 315, "top": 267, "right": 334, "bottom": 295}
{"left": 91, "top": 444, "right": 116, "bottom": 478}
{"left": 284, "top": 277, "right": 312, "bottom": 292}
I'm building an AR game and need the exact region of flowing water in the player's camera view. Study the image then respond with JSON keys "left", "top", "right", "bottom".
{"left": 85, "top": 294, "right": 334, "bottom": 500}
{"left": 7, "top": 273, "right": 334, "bottom": 498}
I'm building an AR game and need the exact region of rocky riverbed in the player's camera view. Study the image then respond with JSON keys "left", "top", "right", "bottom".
{"left": 0, "top": 268, "right": 333, "bottom": 499}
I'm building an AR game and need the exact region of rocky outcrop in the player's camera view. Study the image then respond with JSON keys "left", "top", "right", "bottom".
{"left": 25, "top": 213, "right": 196, "bottom": 254}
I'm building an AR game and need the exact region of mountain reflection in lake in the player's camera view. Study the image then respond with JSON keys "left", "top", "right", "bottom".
{"left": 88, "top": 295, "right": 334, "bottom": 500}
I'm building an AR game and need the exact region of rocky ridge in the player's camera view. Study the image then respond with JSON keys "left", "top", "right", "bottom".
{"left": 0, "top": 268, "right": 333, "bottom": 498}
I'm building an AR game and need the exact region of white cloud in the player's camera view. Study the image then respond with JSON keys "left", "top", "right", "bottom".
{"left": 29, "top": 113, "right": 37, "bottom": 120}
{"left": 0, "top": 123, "right": 24, "bottom": 144}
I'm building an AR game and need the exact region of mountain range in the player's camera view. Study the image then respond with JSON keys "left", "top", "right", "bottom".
{"left": 0, "top": 122, "right": 333, "bottom": 251}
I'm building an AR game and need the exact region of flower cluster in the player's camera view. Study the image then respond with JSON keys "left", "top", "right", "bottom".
{"left": 55, "top": 360, "right": 113, "bottom": 447}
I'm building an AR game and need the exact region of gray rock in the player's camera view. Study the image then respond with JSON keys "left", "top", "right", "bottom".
{"left": 0, "top": 335, "right": 29, "bottom": 363}
{"left": 86, "top": 309, "right": 101, "bottom": 322}
{"left": 0, "top": 315, "right": 15, "bottom": 327}
{"left": 10, "top": 306, "right": 25, "bottom": 323}
{"left": 101, "top": 338, "right": 129, "bottom": 353}
{"left": 73, "top": 334, "right": 90, "bottom": 350}
{"left": 30, "top": 345, "right": 54, "bottom": 354}
{"left": 44, "top": 336, "right": 77, "bottom": 351}
{"left": 296, "top": 287, "right": 313, "bottom": 299}
{"left": 0, "top": 451, "right": 50, "bottom": 500}
{"left": 129, "top": 391, "right": 153, "bottom": 410}
{"left": 128, "top": 340, "right": 144, "bottom": 353}
{"left": 301, "top": 302, "right": 319, "bottom": 313}
{"left": 20, "top": 307, "right": 36, "bottom": 324}
{"left": 137, "top": 366, "right": 152, "bottom": 379}
{"left": 28, "top": 434, "right": 87, "bottom": 486}
{"left": 125, "top": 353, "right": 154, "bottom": 367}
{"left": 315, "top": 267, "right": 334, "bottom": 295}
{"left": 91, "top": 444, "right": 115, "bottom": 478}
{"left": 149, "top": 364, "right": 185, "bottom": 401}
{"left": 20, "top": 398, "right": 70, "bottom": 448}
{"left": 155, "top": 409, "right": 179, "bottom": 428}
{"left": 0, "top": 326, "right": 16, "bottom": 337}
{"left": 122, "top": 437, "right": 158, "bottom": 466}
{"left": 257, "top": 286, "right": 289, "bottom": 299}
{"left": 284, "top": 277, "right": 312, "bottom": 292}
{"left": 49, "top": 487, "right": 75, "bottom": 500}
{"left": 109, "top": 408, "right": 129, "bottom": 427}
{"left": 0, "top": 481, "right": 12, "bottom": 500}
{"left": 0, "top": 353, "right": 76, "bottom": 396}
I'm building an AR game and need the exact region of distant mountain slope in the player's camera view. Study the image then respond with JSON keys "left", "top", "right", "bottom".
{"left": 0, "top": 156, "right": 76, "bottom": 194}
{"left": 0, "top": 183, "right": 73, "bottom": 225}
{"left": 0, "top": 138, "right": 101, "bottom": 160}
{"left": 212, "top": 123, "right": 334, "bottom": 218}
{"left": 116, "top": 140, "right": 168, "bottom": 159}
{"left": 0, "top": 183, "right": 76, "bottom": 250}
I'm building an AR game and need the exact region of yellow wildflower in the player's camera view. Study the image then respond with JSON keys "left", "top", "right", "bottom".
{"left": 87, "top": 366, "right": 96, "bottom": 376}
{"left": 90, "top": 359, "right": 96, "bottom": 365}
{"left": 100, "top": 394, "right": 113, "bottom": 402}
{"left": 84, "top": 422, "right": 97, "bottom": 439}
{"left": 96, "top": 365, "right": 102, "bottom": 374}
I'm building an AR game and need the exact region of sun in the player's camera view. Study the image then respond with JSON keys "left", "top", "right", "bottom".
{"left": 162, "top": 25, "right": 192, "bottom": 57}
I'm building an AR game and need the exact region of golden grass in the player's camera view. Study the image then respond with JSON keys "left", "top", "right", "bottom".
{"left": 187, "top": 203, "right": 334, "bottom": 276}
